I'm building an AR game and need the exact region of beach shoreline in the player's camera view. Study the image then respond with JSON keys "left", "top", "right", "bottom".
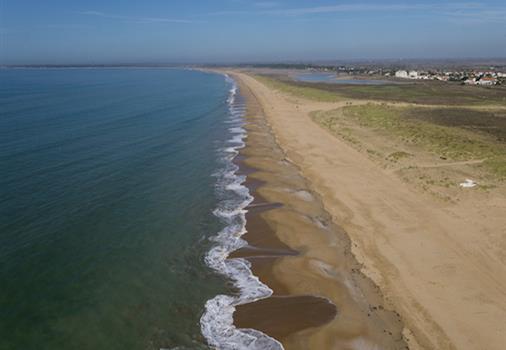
{"left": 229, "top": 71, "right": 506, "bottom": 350}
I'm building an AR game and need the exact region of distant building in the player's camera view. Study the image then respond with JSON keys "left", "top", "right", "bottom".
{"left": 395, "top": 70, "right": 408, "bottom": 78}
{"left": 408, "top": 70, "right": 418, "bottom": 79}
{"left": 476, "top": 77, "right": 497, "bottom": 86}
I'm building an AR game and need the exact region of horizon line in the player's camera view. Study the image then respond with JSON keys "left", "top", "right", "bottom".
{"left": 2, "top": 57, "right": 506, "bottom": 68}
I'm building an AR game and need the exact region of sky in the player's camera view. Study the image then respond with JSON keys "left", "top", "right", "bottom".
{"left": 0, "top": 0, "right": 505, "bottom": 64}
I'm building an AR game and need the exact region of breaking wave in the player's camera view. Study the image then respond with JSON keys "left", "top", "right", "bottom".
{"left": 200, "top": 75, "right": 283, "bottom": 350}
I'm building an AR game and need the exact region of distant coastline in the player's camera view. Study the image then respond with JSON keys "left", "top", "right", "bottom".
{"left": 3, "top": 57, "right": 506, "bottom": 69}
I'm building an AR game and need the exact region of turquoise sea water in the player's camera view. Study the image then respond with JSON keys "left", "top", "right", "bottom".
{"left": 0, "top": 68, "right": 240, "bottom": 349}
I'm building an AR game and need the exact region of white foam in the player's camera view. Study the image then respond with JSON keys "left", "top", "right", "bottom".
{"left": 200, "top": 75, "right": 284, "bottom": 350}
{"left": 229, "top": 127, "right": 245, "bottom": 134}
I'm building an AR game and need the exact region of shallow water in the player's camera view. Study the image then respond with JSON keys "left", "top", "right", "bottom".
{"left": 0, "top": 68, "right": 245, "bottom": 349}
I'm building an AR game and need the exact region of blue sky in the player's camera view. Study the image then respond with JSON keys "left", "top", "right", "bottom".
{"left": 1, "top": 0, "right": 505, "bottom": 64}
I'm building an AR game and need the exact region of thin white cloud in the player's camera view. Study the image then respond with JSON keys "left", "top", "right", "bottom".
{"left": 201, "top": 2, "right": 505, "bottom": 24}
{"left": 78, "top": 11, "right": 197, "bottom": 24}
{"left": 254, "top": 1, "right": 280, "bottom": 8}
{"left": 268, "top": 4, "right": 423, "bottom": 15}
{"left": 443, "top": 8, "right": 506, "bottom": 23}
{"left": 44, "top": 24, "right": 92, "bottom": 29}
{"left": 267, "top": 2, "right": 484, "bottom": 15}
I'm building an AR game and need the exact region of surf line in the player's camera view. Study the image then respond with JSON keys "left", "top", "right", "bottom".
{"left": 200, "top": 74, "right": 284, "bottom": 350}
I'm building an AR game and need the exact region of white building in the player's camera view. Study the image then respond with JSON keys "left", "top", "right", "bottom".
{"left": 395, "top": 70, "right": 408, "bottom": 78}
{"left": 408, "top": 70, "right": 418, "bottom": 79}
{"left": 476, "top": 77, "right": 497, "bottom": 86}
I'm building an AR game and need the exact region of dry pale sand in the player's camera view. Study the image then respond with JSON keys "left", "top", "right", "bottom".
{"left": 232, "top": 72, "right": 506, "bottom": 350}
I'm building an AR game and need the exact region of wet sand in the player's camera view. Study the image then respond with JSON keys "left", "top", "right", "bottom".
{"left": 235, "top": 296, "right": 337, "bottom": 340}
{"left": 231, "top": 76, "right": 408, "bottom": 349}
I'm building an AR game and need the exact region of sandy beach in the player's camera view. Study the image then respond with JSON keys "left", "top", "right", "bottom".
{"left": 231, "top": 74, "right": 408, "bottom": 349}
{"left": 231, "top": 71, "right": 506, "bottom": 350}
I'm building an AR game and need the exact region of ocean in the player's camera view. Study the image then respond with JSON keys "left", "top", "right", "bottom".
{"left": 0, "top": 68, "right": 269, "bottom": 349}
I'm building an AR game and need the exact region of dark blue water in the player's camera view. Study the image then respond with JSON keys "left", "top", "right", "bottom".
{"left": 0, "top": 68, "right": 235, "bottom": 349}
{"left": 295, "top": 72, "right": 391, "bottom": 85}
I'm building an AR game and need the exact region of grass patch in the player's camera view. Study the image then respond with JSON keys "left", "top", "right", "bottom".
{"left": 387, "top": 151, "right": 412, "bottom": 161}
{"left": 255, "top": 75, "right": 342, "bottom": 102}
{"left": 367, "top": 149, "right": 382, "bottom": 157}
{"left": 319, "top": 104, "right": 506, "bottom": 178}
{"left": 271, "top": 78, "right": 506, "bottom": 106}
{"left": 484, "top": 157, "right": 506, "bottom": 178}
